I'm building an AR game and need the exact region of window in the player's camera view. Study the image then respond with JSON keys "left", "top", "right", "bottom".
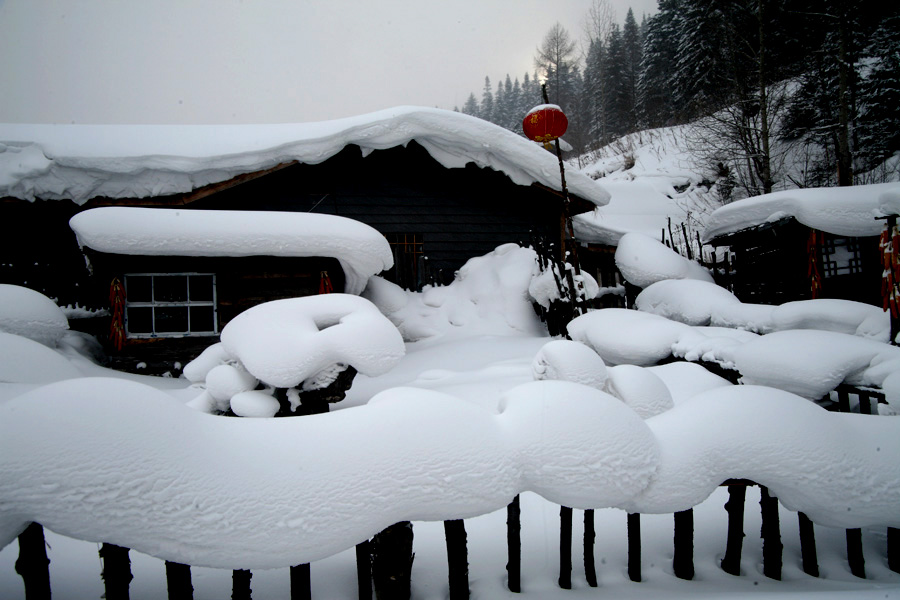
{"left": 820, "top": 237, "right": 863, "bottom": 278}
{"left": 124, "top": 273, "right": 217, "bottom": 338}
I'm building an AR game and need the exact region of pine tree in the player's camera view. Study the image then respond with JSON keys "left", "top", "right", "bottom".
{"left": 637, "top": 0, "right": 681, "bottom": 127}
{"left": 461, "top": 93, "right": 480, "bottom": 118}
{"left": 480, "top": 76, "right": 494, "bottom": 123}
{"left": 621, "top": 8, "right": 643, "bottom": 133}
{"left": 857, "top": 14, "right": 900, "bottom": 177}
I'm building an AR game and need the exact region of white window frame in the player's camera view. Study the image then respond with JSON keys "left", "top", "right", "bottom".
{"left": 124, "top": 273, "right": 218, "bottom": 338}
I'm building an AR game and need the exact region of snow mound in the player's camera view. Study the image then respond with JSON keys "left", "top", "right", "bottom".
{"left": 635, "top": 278, "right": 889, "bottom": 340}
{"left": 0, "top": 332, "right": 81, "bottom": 384}
{"left": 215, "top": 294, "right": 404, "bottom": 390}
{"left": 0, "top": 284, "right": 69, "bottom": 347}
{"left": 364, "top": 244, "right": 550, "bottom": 341}
{"left": 1, "top": 377, "right": 895, "bottom": 570}
{"left": 630, "top": 385, "right": 900, "bottom": 529}
{"left": 0, "top": 108, "right": 610, "bottom": 209}
{"left": 0, "top": 378, "right": 656, "bottom": 568}
{"left": 70, "top": 207, "right": 393, "bottom": 295}
{"left": 703, "top": 182, "right": 900, "bottom": 240}
{"left": 615, "top": 232, "right": 713, "bottom": 288}
{"left": 606, "top": 364, "right": 674, "bottom": 419}
{"left": 531, "top": 339, "right": 608, "bottom": 389}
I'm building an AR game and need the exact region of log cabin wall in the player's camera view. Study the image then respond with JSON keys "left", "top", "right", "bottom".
{"left": 714, "top": 219, "right": 881, "bottom": 306}
{"left": 182, "top": 142, "right": 564, "bottom": 290}
{"left": 84, "top": 252, "right": 346, "bottom": 374}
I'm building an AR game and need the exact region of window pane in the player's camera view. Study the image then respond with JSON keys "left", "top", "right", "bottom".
{"left": 189, "top": 306, "right": 215, "bottom": 332}
{"left": 127, "top": 306, "right": 153, "bottom": 333}
{"left": 126, "top": 276, "right": 152, "bottom": 302}
{"left": 155, "top": 306, "right": 188, "bottom": 333}
{"left": 189, "top": 275, "right": 214, "bottom": 301}
{"left": 154, "top": 275, "right": 187, "bottom": 302}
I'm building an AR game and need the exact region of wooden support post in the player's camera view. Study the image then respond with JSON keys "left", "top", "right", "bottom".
{"left": 15, "top": 523, "right": 51, "bottom": 600}
{"left": 798, "top": 513, "right": 819, "bottom": 577}
{"left": 506, "top": 495, "right": 521, "bottom": 593}
{"left": 100, "top": 543, "right": 133, "bottom": 600}
{"left": 889, "top": 527, "right": 900, "bottom": 574}
{"left": 584, "top": 509, "right": 598, "bottom": 587}
{"left": 627, "top": 513, "right": 641, "bottom": 582}
{"left": 673, "top": 509, "right": 695, "bottom": 580}
{"left": 558, "top": 506, "right": 572, "bottom": 589}
{"left": 721, "top": 485, "right": 746, "bottom": 576}
{"left": 356, "top": 541, "right": 372, "bottom": 600}
{"left": 444, "top": 520, "right": 470, "bottom": 600}
{"left": 859, "top": 392, "right": 873, "bottom": 415}
{"left": 846, "top": 528, "right": 866, "bottom": 578}
{"left": 759, "top": 486, "right": 783, "bottom": 581}
{"left": 371, "top": 521, "right": 414, "bottom": 600}
{"left": 290, "top": 564, "right": 311, "bottom": 600}
{"left": 231, "top": 569, "right": 252, "bottom": 600}
{"left": 165, "top": 561, "right": 194, "bottom": 600}
{"left": 838, "top": 387, "right": 851, "bottom": 413}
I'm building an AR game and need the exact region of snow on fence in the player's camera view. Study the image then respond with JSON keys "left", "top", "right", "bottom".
{"left": 3, "top": 378, "right": 899, "bottom": 599}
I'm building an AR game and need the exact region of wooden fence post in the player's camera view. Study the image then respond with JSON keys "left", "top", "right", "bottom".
{"left": 506, "top": 495, "right": 521, "bottom": 593}
{"left": 759, "top": 486, "right": 783, "bottom": 580}
{"left": 721, "top": 484, "right": 745, "bottom": 576}
{"left": 15, "top": 523, "right": 51, "bottom": 600}
{"left": 290, "top": 564, "right": 311, "bottom": 600}
{"left": 558, "top": 506, "right": 572, "bottom": 589}
{"left": 232, "top": 569, "right": 252, "bottom": 600}
{"left": 797, "top": 513, "right": 819, "bottom": 577}
{"left": 165, "top": 561, "right": 193, "bottom": 599}
{"left": 356, "top": 541, "right": 372, "bottom": 600}
{"left": 444, "top": 519, "right": 470, "bottom": 600}
{"left": 371, "top": 521, "right": 414, "bottom": 600}
{"left": 584, "top": 509, "right": 598, "bottom": 587}
{"left": 627, "top": 513, "right": 641, "bottom": 582}
{"left": 846, "top": 529, "right": 866, "bottom": 578}
{"left": 673, "top": 509, "right": 694, "bottom": 580}
{"left": 100, "top": 543, "right": 133, "bottom": 600}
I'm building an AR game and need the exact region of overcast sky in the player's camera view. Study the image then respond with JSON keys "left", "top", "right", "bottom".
{"left": 0, "top": 0, "right": 657, "bottom": 125}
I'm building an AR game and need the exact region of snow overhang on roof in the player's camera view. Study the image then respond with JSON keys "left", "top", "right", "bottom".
{"left": 0, "top": 107, "right": 610, "bottom": 209}
{"left": 69, "top": 207, "right": 393, "bottom": 295}
{"left": 702, "top": 182, "right": 900, "bottom": 243}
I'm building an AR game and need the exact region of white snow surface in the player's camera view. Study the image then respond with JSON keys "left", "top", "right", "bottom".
{"left": 69, "top": 207, "right": 392, "bottom": 295}
{"left": 615, "top": 232, "right": 713, "bottom": 288}
{"left": 363, "top": 244, "right": 553, "bottom": 341}
{"left": 636, "top": 278, "right": 889, "bottom": 340}
{"left": 0, "top": 107, "right": 610, "bottom": 208}
{"left": 211, "top": 294, "right": 405, "bottom": 389}
{"left": 0, "top": 284, "right": 68, "bottom": 347}
{"left": 0, "top": 377, "right": 657, "bottom": 568}
{"left": 0, "top": 332, "right": 81, "bottom": 384}
{"left": 703, "top": 182, "right": 900, "bottom": 240}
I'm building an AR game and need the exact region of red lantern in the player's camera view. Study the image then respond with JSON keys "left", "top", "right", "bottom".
{"left": 523, "top": 104, "right": 568, "bottom": 144}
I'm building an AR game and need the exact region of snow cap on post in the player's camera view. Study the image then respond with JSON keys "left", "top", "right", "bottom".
{"left": 523, "top": 104, "right": 568, "bottom": 145}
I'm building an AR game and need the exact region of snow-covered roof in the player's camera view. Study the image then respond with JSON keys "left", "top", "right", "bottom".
{"left": 69, "top": 207, "right": 393, "bottom": 295}
{"left": 0, "top": 107, "right": 610, "bottom": 208}
{"left": 703, "top": 182, "right": 900, "bottom": 242}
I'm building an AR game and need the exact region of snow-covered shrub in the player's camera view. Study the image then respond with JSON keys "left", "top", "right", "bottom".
{"left": 184, "top": 294, "right": 405, "bottom": 415}
{"left": 531, "top": 339, "right": 608, "bottom": 389}
{"left": 0, "top": 331, "right": 81, "bottom": 384}
{"left": 0, "top": 284, "right": 69, "bottom": 347}
{"left": 615, "top": 232, "right": 713, "bottom": 288}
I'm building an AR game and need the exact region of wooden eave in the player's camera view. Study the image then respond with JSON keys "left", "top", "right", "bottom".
{"left": 531, "top": 182, "right": 597, "bottom": 216}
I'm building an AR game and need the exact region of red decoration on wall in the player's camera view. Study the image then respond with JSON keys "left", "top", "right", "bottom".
{"left": 319, "top": 271, "right": 334, "bottom": 294}
{"left": 109, "top": 277, "right": 126, "bottom": 351}
{"left": 880, "top": 221, "right": 900, "bottom": 318}
{"left": 522, "top": 104, "right": 568, "bottom": 145}
{"left": 806, "top": 229, "right": 823, "bottom": 299}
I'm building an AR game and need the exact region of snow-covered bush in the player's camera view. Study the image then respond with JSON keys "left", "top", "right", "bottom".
{"left": 184, "top": 294, "right": 405, "bottom": 416}
{"left": 364, "top": 244, "right": 598, "bottom": 341}
{"left": 615, "top": 232, "right": 713, "bottom": 288}
{"left": 0, "top": 284, "right": 69, "bottom": 347}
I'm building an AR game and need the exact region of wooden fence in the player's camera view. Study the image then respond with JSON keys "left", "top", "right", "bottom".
{"left": 13, "top": 481, "right": 899, "bottom": 600}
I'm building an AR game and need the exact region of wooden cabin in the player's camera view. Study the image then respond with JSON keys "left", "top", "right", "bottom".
{"left": 0, "top": 110, "right": 609, "bottom": 371}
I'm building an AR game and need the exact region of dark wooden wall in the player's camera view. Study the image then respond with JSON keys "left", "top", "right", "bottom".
{"left": 719, "top": 220, "right": 881, "bottom": 306}
{"left": 184, "top": 142, "right": 563, "bottom": 288}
